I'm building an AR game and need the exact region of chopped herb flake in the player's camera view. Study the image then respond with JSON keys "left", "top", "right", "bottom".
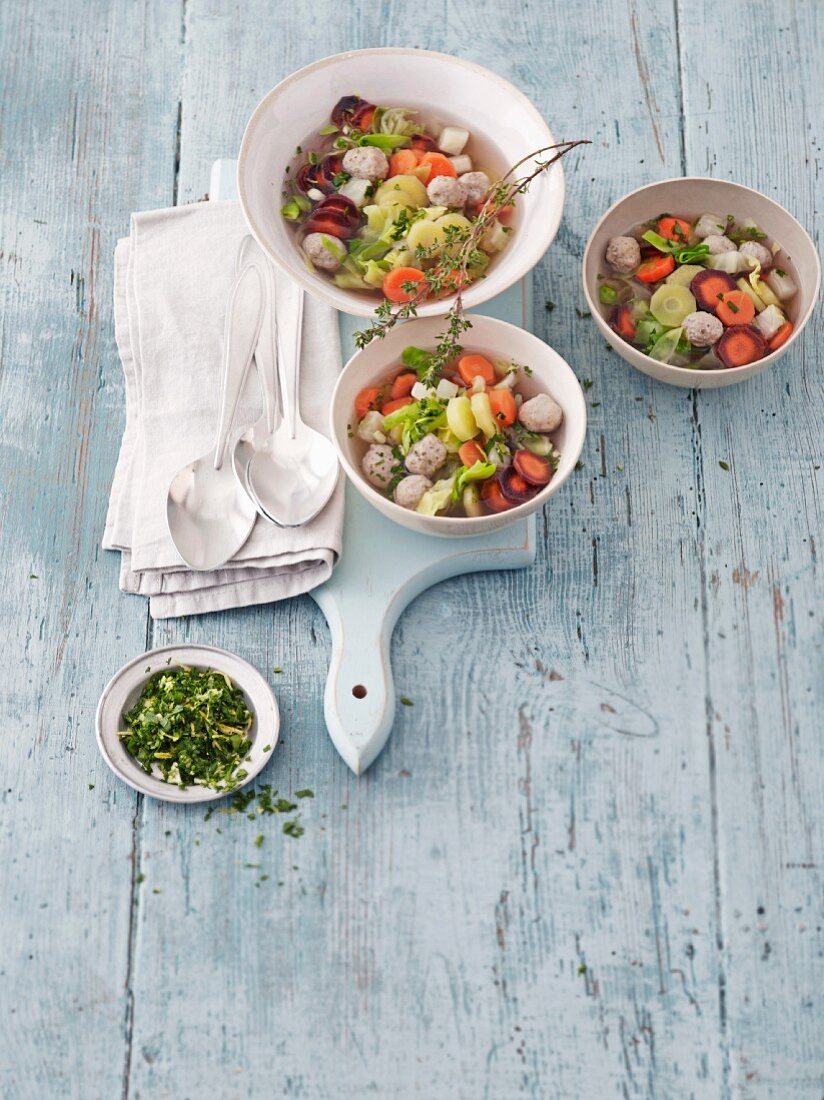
{"left": 400, "top": 696, "right": 414, "bottom": 707}
{"left": 719, "top": 460, "right": 730, "bottom": 471}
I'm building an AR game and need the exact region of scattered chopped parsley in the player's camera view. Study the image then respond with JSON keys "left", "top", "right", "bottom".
{"left": 577, "top": 963, "right": 587, "bottom": 975}
{"left": 283, "top": 818, "right": 304, "bottom": 839}
{"left": 119, "top": 666, "right": 253, "bottom": 792}
{"left": 88, "top": 783, "right": 94, "bottom": 790}
{"left": 255, "top": 835, "right": 264, "bottom": 848}
{"left": 575, "top": 308, "right": 591, "bottom": 319}
{"left": 545, "top": 300, "right": 556, "bottom": 312}
{"left": 400, "top": 697, "right": 414, "bottom": 707}
{"left": 296, "top": 789, "right": 314, "bottom": 799}
{"left": 29, "top": 573, "right": 38, "bottom": 580}
{"left": 272, "top": 667, "right": 283, "bottom": 674}
{"left": 135, "top": 873, "right": 145, "bottom": 885}
{"left": 719, "top": 460, "right": 730, "bottom": 471}
{"left": 575, "top": 460, "right": 585, "bottom": 471}
{"left": 582, "top": 379, "right": 594, "bottom": 391}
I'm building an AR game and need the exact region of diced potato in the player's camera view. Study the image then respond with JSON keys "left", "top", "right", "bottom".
{"left": 433, "top": 212, "right": 473, "bottom": 255}
{"left": 436, "top": 378, "right": 459, "bottom": 399}
{"left": 446, "top": 394, "right": 478, "bottom": 441}
{"left": 438, "top": 126, "right": 469, "bottom": 156}
{"left": 449, "top": 155, "right": 473, "bottom": 175}
{"left": 406, "top": 219, "right": 446, "bottom": 256}
{"left": 434, "top": 212, "right": 472, "bottom": 232}
{"left": 373, "top": 174, "right": 428, "bottom": 209}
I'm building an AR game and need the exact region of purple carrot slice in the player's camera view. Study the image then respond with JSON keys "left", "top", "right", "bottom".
{"left": 715, "top": 325, "right": 767, "bottom": 369}
{"left": 690, "top": 269, "right": 738, "bottom": 313}
{"left": 499, "top": 467, "right": 540, "bottom": 504}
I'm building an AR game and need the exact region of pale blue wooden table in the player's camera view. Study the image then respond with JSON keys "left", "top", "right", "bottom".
{"left": 1, "top": 3, "right": 822, "bottom": 1097}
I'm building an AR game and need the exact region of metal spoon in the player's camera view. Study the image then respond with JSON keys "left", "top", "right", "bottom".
{"left": 246, "top": 281, "right": 339, "bottom": 527}
{"left": 166, "top": 262, "right": 264, "bottom": 570}
{"left": 231, "top": 237, "right": 281, "bottom": 519}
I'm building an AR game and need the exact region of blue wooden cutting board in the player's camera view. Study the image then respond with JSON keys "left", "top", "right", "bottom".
{"left": 211, "top": 159, "right": 535, "bottom": 773}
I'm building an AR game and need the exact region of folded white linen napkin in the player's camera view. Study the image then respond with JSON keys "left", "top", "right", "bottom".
{"left": 103, "top": 200, "right": 344, "bottom": 618}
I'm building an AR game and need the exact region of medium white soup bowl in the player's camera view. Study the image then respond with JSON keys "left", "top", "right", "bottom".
{"left": 238, "top": 48, "right": 564, "bottom": 318}
{"left": 582, "top": 177, "right": 820, "bottom": 388}
{"left": 330, "top": 314, "right": 586, "bottom": 537}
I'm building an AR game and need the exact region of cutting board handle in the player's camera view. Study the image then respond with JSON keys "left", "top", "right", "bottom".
{"left": 318, "top": 594, "right": 397, "bottom": 774}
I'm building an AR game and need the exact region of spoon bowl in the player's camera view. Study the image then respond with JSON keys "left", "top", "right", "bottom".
{"left": 166, "top": 262, "right": 264, "bottom": 570}
{"left": 247, "top": 281, "right": 339, "bottom": 527}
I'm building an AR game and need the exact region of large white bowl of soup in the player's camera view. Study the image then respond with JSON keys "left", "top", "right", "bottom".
{"left": 238, "top": 48, "right": 564, "bottom": 318}
{"left": 582, "top": 177, "right": 820, "bottom": 388}
{"left": 330, "top": 314, "right": 586, "bottom": 537}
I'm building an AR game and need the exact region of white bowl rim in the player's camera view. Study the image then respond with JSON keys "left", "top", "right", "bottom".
{"left": 237, "top": 47, "right": 564, "bottom": 318}
{"left": 330, "top": 313, "right": 587, "bottom": 532}
{"left": 582, "top": 175, "right": 821, "bottom": 378}
{"left": 95, "top": 643, "right": 279, "bottom": 804}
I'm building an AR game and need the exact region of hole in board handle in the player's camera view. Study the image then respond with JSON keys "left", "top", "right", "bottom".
{"left": 352, "top": 684, "right": 367, "bottom": 699}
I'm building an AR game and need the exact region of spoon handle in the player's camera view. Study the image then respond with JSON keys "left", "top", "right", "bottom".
{"left": 276, "top": 279, "right": 305, "bottom": 440}
{"left": 213, "top": 262, "right": 264, "bottom": 470}
{"left": 259, "top": 259, "right": 280, "bottom": 435}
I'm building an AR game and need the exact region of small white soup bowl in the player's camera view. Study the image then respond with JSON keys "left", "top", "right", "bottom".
{"left": 582, "top": 177, "right": 820, "bottom": 389}
{"left": 330, "top": 314, "right": 586, "bottom": 537}
{"left": 238, "top": 48, "right": 564, "bottom": 318}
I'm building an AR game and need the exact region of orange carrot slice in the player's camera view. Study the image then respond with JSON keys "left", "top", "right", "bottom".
{"left": 389, "top": 372, "right": 417, "bottom": 400}
{"left": 481, "top": 477, "right": 514, "bottom": 513}
{"left": 768, "top": 321, "right": 793, "bottom": 351}
{"left": 380, "top": 396, "right": 414, "bottom": 416}
{"left": 418, "top": 152, "right": 457, "bottom": 181}
{"left": 458, "top": 440, "right": 486, "bottom": 467}
{"left": 457, "top": 354, "right": 496, "bottom": 387}
{"left": 636, "top": 255, "right": 676, "bottom": 283}
{"left": 657, "top": 216, "right": 692, "bottom": 243}
{"left": 716, "top": 290, "right": 755, "bottom": 327}
{"left": 488, "top": 388, "right": 517, "bottom": 427}
{"left": 355, "top": 387, "right": 382, "bottom": 420}
{"left": 388, "top": 149, "right": 420, "bottom": 177}
{"left": 383, "top": 267, "right": 427, "bottom": 303}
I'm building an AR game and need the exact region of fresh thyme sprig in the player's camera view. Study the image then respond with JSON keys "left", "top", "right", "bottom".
{"left": 353, "top": 139, "right": 590, "bottom": 377}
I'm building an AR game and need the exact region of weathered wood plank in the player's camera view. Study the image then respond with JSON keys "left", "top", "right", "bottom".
{"left": 124, "top": 2, "right": 726, "bottom": 1097}
{"left": 0, "top": 1, "right": 182, "bottom": 1095}
{"left": 679, "top": 1, "right": 824, "bottom": 1095}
